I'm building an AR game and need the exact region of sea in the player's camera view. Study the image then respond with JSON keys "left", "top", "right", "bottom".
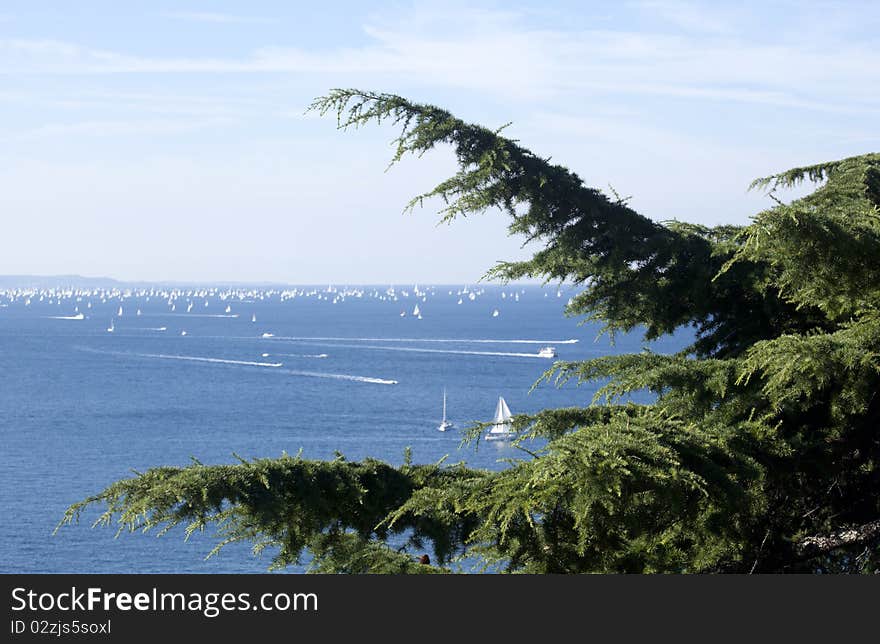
{"left": 0, "top": 283, "right": 691, "bottom": 573}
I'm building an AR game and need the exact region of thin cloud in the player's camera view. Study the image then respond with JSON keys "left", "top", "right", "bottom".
{"left": 159, "top": 11, "right": 272, "bottom": 25}
{"left": 4, "top": 117, "right": 234, "bottom": 142}
{"left": 633, "top": 1, "right": 740, "bottom": 34}
{"left": 0, "top": 6, "right": 878, "bottom": 115}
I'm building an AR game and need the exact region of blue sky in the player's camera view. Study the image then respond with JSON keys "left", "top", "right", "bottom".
{"left": 1, "top": 1, "right": 877, "bottom": 283}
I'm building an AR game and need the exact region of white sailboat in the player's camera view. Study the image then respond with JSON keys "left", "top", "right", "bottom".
{"left": 484, "top": 396, "right": 514, "bottom": 441}
{"left": 438, "top": 388, "right": 453, "bottom": 432}
{"left": 106, "top": 319, "right": 115, "bottom": 333}
{"left": 251, "top": 313, "right": 256, "bottom": 323}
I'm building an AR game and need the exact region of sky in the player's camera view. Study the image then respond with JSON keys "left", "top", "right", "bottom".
{"left": 0, "top": 1, "right": 877, "bottom": 283}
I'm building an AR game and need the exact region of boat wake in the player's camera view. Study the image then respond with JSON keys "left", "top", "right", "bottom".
{"left": 278, "top": 368, "right": 397, "bottom": 385}
{"left": 135, "top": 353, "right": 395, "bottom": 384}
{"left": 149, "top": 313, "right": 240, "bottom": 318}
{"left": 74, "top": 347, "right": 395, "bottom": 384}
{"left": 263, "top": 352, "right": 329, "bottom": 359}
{"left": 131, "top": 353, "right": 283, "bottom": 368}
{"left": 74, "top": 346, "right": 281, "bottom": 367}
{"left": 282, "top": 341, "right": 551, "bottom": 359}
{"left": 266, "top": 336, "right": 578, "bottom": 344}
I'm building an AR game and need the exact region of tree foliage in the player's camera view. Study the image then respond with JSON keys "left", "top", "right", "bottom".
{"left": 59, "top": 90, "right": 880, "bottom": 573}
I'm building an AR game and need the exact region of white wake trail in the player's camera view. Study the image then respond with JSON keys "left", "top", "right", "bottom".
{"left": 267, "top": 336, "right": 578, "bottom": 344}
{"left": 150, "top": 313, "right": 240, "bottom": 318}
{"left": 278, "top": 369, "right": 397, "bottom": 385}
{"left": 263, "top": 352, "right": 328, "bottom": 358}
{"left": 135, "top": 353, "right": 283, "bottom": 367}
{"left": 75, "top": 347, "right": 395, "bottom": 384}
{"left": 290, "top": 342, "right": 551, "bottom": 359}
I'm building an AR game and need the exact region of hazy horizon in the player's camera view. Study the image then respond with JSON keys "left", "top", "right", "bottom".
{"left": 0, "top": 272, "right": 549, "bottom": 287}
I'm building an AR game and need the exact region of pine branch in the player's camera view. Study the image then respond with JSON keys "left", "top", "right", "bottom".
{"left": 796, "top": 518, "right": 880, "bottom": 558}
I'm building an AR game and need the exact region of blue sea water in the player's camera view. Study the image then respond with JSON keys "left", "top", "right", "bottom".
{"left": 0, "top": 284, "right": 690, "bottom": 573}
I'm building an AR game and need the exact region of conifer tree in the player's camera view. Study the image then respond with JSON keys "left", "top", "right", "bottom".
{"left": 60, "top": 90, "right": 880, "bottom": 573}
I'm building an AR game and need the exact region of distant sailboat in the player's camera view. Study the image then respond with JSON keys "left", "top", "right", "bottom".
{"left": 438, "top": 388, "right": 453, "bottom": 432}
{"left": 251, "top": 313, "right": 256, "bottom": 323}
{"left": 484, "top": 396, "right": 514, "bottom": 441}
{"left": 117, "top": 305, "right": 123, "bottom": 317}
{"left": 106, "top": 319, "right": 115, "bottom": 333}
{"left": 225, "top": 305, "right": 232, "bottom": 313}
{"left": 492, "top": 309, "right": 500, "bottom": 317}
{"left": 412, "top": 304, "right": 420, "bottom": 316}
{"left": 136, "top": 308, "right": 142, "bottom": 316}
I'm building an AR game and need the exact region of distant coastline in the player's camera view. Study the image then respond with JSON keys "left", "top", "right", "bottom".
{"left": 0, "top": 274, "right": 548, "bottom": 289}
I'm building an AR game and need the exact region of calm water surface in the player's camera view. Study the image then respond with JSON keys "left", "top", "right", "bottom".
{"left": 0, "top": 284, "right": 690, "bottom": 572}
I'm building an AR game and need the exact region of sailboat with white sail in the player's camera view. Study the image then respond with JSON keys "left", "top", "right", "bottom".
{"left": 484, "top": 396, "right": 514, "bottom": 441}
{"left": 437, "top": 388, "right": 453, "bottom": 432}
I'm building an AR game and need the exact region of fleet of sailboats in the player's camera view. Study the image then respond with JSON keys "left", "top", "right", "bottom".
{"left": 21, "top": 288, "right": 552, "bottom": 442}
